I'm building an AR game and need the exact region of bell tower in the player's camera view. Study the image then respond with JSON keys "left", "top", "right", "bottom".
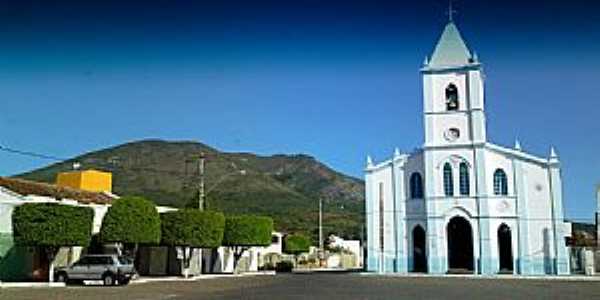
{"left": 421, "top": 21, "right": 486, "bottom": 148}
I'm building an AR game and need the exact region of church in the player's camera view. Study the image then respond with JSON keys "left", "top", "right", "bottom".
{"left": 364, "top": 21, "right": 570, "bottom": 275}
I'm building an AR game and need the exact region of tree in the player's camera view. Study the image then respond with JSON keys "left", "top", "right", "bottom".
{"left": 222, "top": 215, "right": 273, "bottom": 273}
{"left": 161, "top": 209, "right": 225, "bottom": 277}
{"left": 100, "top": 196, "right": 161, "bottom": 260}
{"left": 283, "top": 234, "right": 311, "bottom": 255}
{"left": 12, "top": 203, "right": 93, "bottom": 282}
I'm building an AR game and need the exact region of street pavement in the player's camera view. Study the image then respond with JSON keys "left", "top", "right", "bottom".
{"left": 2, "top": 273, "right": 600, "bottom": 300}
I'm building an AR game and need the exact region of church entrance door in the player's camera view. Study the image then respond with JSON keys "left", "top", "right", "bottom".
{"left": 447, "top": 216, "right": 474, "bottom": 273}
{"left": 412, "top": 225, "right": 427, "bottom": 272}
{"left": 498, "top": 224, "right": 513, "bottom": 273}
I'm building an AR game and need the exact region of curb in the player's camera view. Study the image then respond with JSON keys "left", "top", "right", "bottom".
{"left": 131, "top": 271, "right": 276, "bottom": 284}
{"left": 0, "top": 282, "right": 66, "bottom": 288}
{"left": 358, "top": 272, "right": 600, "bottom": 282}
{"left": 0, "top": 272, "right": 277, "bottom": 288}
{"left": 292, "top": 268, "right": 363, "bottom": 273}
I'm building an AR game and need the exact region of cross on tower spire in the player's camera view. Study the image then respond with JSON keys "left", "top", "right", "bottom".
{"left": 447, "top": 0, "right": 457, "bottom": 22}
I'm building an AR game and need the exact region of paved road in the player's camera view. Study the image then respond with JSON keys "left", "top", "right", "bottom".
{"left": 2, "top": 274, "right": 600, "bottom": 300}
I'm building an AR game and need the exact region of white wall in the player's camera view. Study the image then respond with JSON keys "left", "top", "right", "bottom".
{"left": 366, "top": 162, "right": 396, "bottom": 266}
{"left": 522, "top": 161, "right": 555, "bottom": 262}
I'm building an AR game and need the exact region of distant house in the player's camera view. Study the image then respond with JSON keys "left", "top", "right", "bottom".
{"left": 327, "top": 234, "right": 362, "bottom": 269}
{"left": 0, "top": 176, "right": 116, "bottom": 281}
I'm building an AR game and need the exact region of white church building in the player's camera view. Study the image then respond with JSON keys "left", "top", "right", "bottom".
{"left": 364, "top": 21, "right": 570, "bottom": 275}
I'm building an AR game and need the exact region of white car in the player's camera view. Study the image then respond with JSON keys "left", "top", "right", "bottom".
{"left": 55, "top": 254, "right": 137, "bottom": 286}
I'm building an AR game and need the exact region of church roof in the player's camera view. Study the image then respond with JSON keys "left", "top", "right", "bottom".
{"left": 428, "top": 22, "right": 473, "bottom": 69}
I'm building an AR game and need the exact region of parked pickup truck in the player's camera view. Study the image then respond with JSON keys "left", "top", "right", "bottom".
{"left": 55, "top": 254, "right": 137, "bottom": 286}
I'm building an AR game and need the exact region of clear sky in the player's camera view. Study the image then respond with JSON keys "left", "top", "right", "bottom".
{"left": 0, "top": 1, "right": 599, "bottom": 221}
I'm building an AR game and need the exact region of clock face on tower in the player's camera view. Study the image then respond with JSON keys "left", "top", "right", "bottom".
{"left": 444, "top": 128, "right": 460, "bottom": 142}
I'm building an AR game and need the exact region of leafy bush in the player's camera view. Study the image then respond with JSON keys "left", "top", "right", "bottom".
{"left": 283, "top": 234, "right": 311, "bottom": 255}
{"left": 222, "top": 215, "right": 273, "bottom": 247}
{"left": 12, "top": 203, "right": 94, "bottom": 247}
{"left": 161, "top": 209, "right": 225, "bottom": 248}
{"left": 222, "top": 215, "right": 273, "bottom": 272}
{"left": 275, "top": 261, "right": 294, "bottom": 272}
{"left": 100, "top": 196, "right": 161, "bottom": 245}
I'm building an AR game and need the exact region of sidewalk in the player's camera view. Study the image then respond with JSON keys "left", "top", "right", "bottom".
{"left": 359, "top": 272, "right": 600, "bottom": 281}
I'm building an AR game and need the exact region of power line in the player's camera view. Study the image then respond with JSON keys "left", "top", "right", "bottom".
{"left": 0, "top": 144, "right": 192, "bottom": 178}
{"left": 0, "top": 145, "right": 69, "bottom": 161}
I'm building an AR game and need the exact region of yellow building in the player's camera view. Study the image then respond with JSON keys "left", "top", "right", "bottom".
{"left": 56, "top": 169, "right": 112, "bottom": 193}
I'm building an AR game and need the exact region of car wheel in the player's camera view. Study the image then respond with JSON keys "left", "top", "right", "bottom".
{"left": 103, "top": 273, "right": 115, "bottom": 286}
{"left": 55, "top": 272, "right": 68, "bottom": 283}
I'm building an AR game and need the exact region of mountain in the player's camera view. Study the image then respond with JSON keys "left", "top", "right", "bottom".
{"left": 17, "top": 139, "right": 365, "bottom": 240}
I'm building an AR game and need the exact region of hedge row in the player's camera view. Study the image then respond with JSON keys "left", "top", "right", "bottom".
{"left": 13, "top": 197, "right": 274, "bottom": 250}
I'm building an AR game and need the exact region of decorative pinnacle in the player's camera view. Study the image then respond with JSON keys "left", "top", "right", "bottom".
{"left": 366, "top": 155, "right": 374, "bottom": 168}
{"left": 550, "top": 146, "right": 558, "bottom": 158}
{"left": 549, "top": 146, "right": 559, "bottom": 164}
{"left": 514, "top": 139, "right": 521, "bottom": 151}
{"left": 423, "top": 56, "right": 429, "bottom": 66}
{"left": 394, "top": 148, "right": 401, "bottom": 158}
{"left": 472, "top": 51, "right": 479, "bottom": 63}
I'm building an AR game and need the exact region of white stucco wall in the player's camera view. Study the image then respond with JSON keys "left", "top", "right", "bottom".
{"left": 522, "top": 160, "right": 556, "bottom": 263}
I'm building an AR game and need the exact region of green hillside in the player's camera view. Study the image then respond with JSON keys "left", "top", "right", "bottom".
{"left": 17, "top": 139, "right": 365, "bottom": 241}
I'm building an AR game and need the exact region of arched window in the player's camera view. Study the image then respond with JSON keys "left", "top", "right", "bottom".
{"left": 410, "top": 173, "right": 423, "bottom": 199}
{"left": 493, "top": 169, "right": 508, "bottom": 195}
{"left": 459, "top": 163, "right": 470, "bottom": 196}
{"left": 443, "top": 163, "right": 454, "bottom": 197}
{"left": 445, "top": 84, "right": 459, "bottom": 111}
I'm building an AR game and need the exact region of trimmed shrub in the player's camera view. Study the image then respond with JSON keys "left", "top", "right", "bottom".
{"left": 222, "top": 215, "right": 273, "bottom": 272}
{"left": 12, "top": 203, "right": 93, "bottom": 247}
{"left": 222, "top": 215, "right": 273, "bottom": 247}
{"left": 283, "top": 234, "right": 311, "bottom": 255}
{"left": 100, "top": 196, "right": 161, "bottom": 245}
{"left": 161, "top": 209, "right": 225, "bottom": 248}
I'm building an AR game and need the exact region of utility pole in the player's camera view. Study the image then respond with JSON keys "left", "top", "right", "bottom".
{"left": 319, "top": 198, "right": 323, "bottom": 251}
{"left": 198, "top": 152, "right": 205, "bottom": 211}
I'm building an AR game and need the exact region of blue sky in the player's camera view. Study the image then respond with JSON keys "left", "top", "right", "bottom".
{"left": 0, "top": 1, "right": 599, "bottom": 221}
